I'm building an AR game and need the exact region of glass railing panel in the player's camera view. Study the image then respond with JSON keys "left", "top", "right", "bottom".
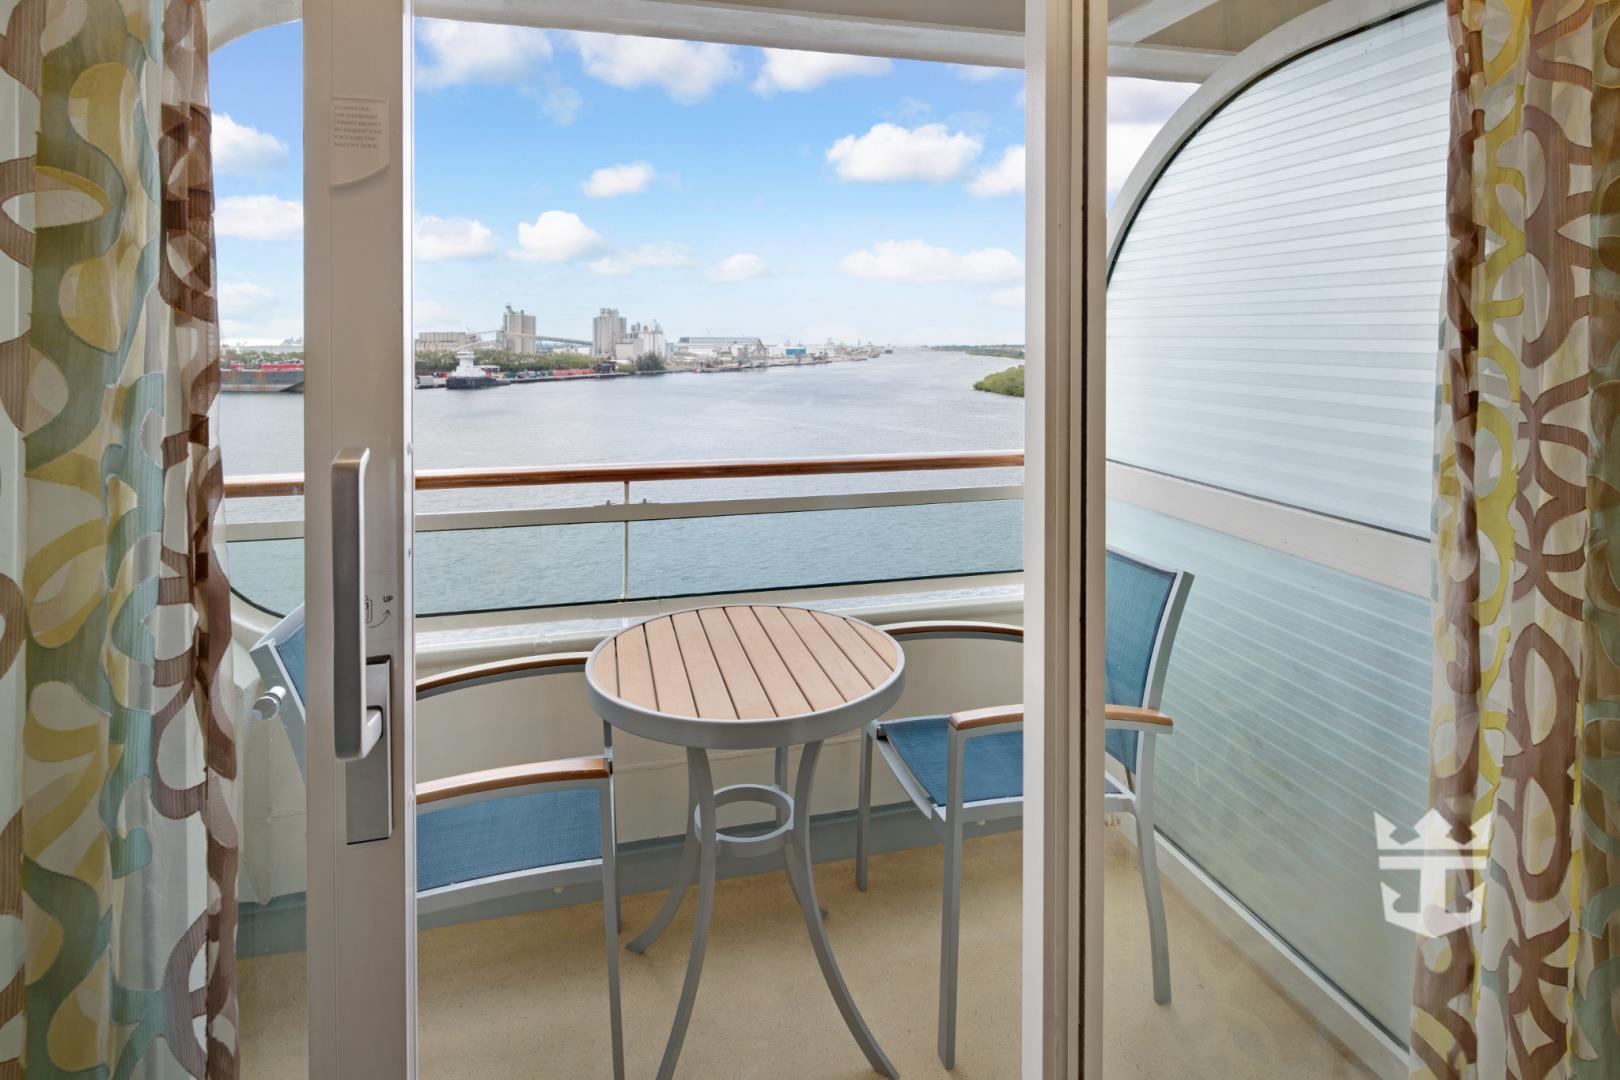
{"left": 228, "top": 499, "right": 1023, "bottom": 617}
{"left": 417, "top": 522, "right": 625, "bottom": 612}
{"left": 228, "top": 537, "right": 303, "bottom": 617}
{"left": 624, "top": 500, "right": 1021, "bottom": 602}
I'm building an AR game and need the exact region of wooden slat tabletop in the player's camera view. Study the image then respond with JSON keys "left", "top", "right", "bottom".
{"left": 592, "top": 605, "right": 900, "bottom": 721}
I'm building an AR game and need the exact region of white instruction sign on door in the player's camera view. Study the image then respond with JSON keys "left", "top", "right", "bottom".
{"left": 330, "top": 97, "right": 388, "bottom": 185}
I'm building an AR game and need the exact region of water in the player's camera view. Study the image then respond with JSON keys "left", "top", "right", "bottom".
{"left": 222, "top": 350, "right": 1025, "bottom": 614}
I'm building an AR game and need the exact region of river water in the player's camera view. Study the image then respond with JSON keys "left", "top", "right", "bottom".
{"left": 221, "top": 349, "right": 1025, "bottom": 614}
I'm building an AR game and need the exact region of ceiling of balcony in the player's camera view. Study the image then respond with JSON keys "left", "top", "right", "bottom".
{"left": 1105, "top": 0, "right": 1342, "bottom": 79}
{"left": 697, "top": 0, "right": 1342, "bottom": 78}
{"left": 215, "top": 0, "right": 1347, "bottom": 79}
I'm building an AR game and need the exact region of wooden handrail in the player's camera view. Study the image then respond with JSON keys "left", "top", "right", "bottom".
{"left": 223, "top": 450, "right": 1025, "bottom": 499}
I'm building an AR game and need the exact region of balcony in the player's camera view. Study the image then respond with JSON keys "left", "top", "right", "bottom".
{"left": 219, "top": 2, "right": 1449, "bottom": 1076}
{"left": 227, "top": 446, "right": 1407, "bottom": 1078}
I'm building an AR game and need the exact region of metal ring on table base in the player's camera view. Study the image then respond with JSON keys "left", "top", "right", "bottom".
{"left": 700, "top": 784, "right": 794, "bottom": 859}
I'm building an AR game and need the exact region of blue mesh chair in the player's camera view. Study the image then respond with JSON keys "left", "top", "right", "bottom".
{"left": 853, "top": 548, "right": 1192, "bottom": 1067}
{"left": 249, "top": 607, "right": 625, "bottom": 1080}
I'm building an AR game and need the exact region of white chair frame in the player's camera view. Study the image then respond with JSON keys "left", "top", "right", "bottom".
{"left": 249, "top": 618, "right": 625, "bottom": 1079}
{"left": 853, "top": 552, "right": 1192, "bottom": 1068}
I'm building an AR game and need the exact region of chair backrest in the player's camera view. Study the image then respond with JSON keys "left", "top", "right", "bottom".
{"left": 249, "top": 605, "right": 308, "bottom": 781}
{"left": 1104, "top": 548, "right": 1193, "bottom": 773}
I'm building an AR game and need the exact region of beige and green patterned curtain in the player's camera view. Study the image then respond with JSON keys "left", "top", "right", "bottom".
{"left": 0, "top": 0, "right": 240, "bottom": 1075}
{"left": 1416, "top": 0, "right": 1620, "bottom": 1076}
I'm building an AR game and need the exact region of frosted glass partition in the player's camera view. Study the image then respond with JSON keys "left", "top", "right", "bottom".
{"left": 1107, "top": 4, "right": 1449, "bottom": 536}
{"left": 1109, "top": 500, "right": 1428, "bottom": 1040}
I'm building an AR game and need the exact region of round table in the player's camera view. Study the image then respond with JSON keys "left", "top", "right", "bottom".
{"left": 585, "top": 604, "right": 906, "bottom": 1080}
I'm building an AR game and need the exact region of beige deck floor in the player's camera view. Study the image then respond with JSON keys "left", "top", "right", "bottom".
{"left": 241, "top": 826, "right": 1370, "bottom": 1078}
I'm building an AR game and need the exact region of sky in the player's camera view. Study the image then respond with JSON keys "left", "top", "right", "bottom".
{"left": 210, "top": 21, "right": 1195, "bottom": 347}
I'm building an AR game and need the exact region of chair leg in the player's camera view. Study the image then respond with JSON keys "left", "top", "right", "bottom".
{"left": 600, "top": 782, "right": 625, "bottom": 1080}
{"left": 1134, "top": 733, "right": 1171, "bottom": 1006}
{"left": 1136, "top": 807, "right": 1171, "bottom": 1005}
{"left": 856, "top": 726, "right": 874, "bottom": 891}
{"left": 938, "top": 728, "right": 966, "bottom": 1069}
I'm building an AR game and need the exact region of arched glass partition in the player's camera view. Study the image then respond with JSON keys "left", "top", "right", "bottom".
{"left": 1109, "top": 6, "right": 1448, "bottom": 536}
{"left": 1106, "top": 3, "right": 1447, "bottom": 1048}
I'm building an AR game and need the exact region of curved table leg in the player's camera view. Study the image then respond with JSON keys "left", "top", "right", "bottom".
{"left": 657, "top": 749, "right": 720, "bottom": 1080}
{"left": 777, "top": 747, "right": 828, "bottom": 919}
{"left": 786, "top": 741, "right": 898, "bottom": 1080}
{"left": 629, "top": 762, "right": 701, "bottom": 956}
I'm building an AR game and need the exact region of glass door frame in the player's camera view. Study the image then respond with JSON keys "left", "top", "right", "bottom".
{"left": 301, "top": 0, "right": 417, "bottom": 1075}
{"left": 287, "top": 0, "right": 1102, "bottom": 1075}
{"left": 1024, "top": 0, "right": 1101, "bottom": 1074}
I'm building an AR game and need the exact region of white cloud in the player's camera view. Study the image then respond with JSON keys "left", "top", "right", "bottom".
{"left": 1109, "top": 77, "right": 1197, "bottom": 124}
{"left": 989, "top": 285, "right": 1025, "bottom": 308}
{"left": 212, "top": 114, "right": 287, "bottom": 175}
{"left": 582, "top": 161, "right": 655, "bottom": 198}
{"left": 414, "top": 214, "right": 498, "bottom": 261}
{"left": 826, "top": 123, "right": 982, "bottom": 183}
{"left": 588, "top": 244, "right": 692, "bottom": 276}
{"left": 217, "top": 195, "right": 303, "bottom": 240}
{"left": 752, "top": 49, "right": 891, "bottom": 94}
{"left": 542, "top": 85, "right": 582, "bottom": 125}
{"left": 890, "top": 97, "right": 933, "bottom": 122}
{"left": 417, "top": 20, "right": 551, "bottom": 89}
{"left": 219, "top": 282, "right": 296, "bottom": 343}
{"left": 710, "top": 253, "right": 767, "bottom": 282}
{"left": 1108, "top": 123, "right": 1168, "bottom": 196}
{"left": 414, "top": 297, "right": 454, "bottom": 326}
{"left": 956, "top": 65, "right": 1009, "bottom": 82}
{"left": 968, "top": 145, "right": 1024, "bottom": 197}
{"left": 513, "top": 211, "right": 602, "bottom": 262}
{"left": 570, "top": 33, "right": 740, "bottom": 103}
{"left": 840, "top": 240, "right": 1021, "bottom": 284}
{"left": 220, "top": 281, "right": 274, "bottom": 310}
{"left": 1107, "top": 78, "right": 1197, "bottom": 197}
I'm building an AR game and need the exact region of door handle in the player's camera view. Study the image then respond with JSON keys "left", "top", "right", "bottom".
{"left": 332, "top": 447, "right": 383, "bottom": 761}
{"left": 332, "top": 448, "right": 393, "bottom": 844}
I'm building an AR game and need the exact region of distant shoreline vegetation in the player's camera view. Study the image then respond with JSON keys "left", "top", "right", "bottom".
{"left": 931, "top": 344, "right": 1025, "bottom": 361}
{"left": 414, "top": 349, "right": 595, "bottom": 374}
{"left": 973, "top": 365, "right": 1024, "bottom": 398}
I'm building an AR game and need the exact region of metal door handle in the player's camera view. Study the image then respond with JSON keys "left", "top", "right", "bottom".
{"left": 332, "top": 447, "right": 383, "bottom": 761}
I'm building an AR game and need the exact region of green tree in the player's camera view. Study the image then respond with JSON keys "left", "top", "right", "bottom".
{"left": 632, "top": 352, "right": 666, "bottom": 373}
{"left": 973, "top": 365, "right": 1024, "bottom": 397}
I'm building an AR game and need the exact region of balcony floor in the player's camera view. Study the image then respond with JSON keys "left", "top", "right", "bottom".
{"left": 241, "top": 826, "right": 1370, "bottom": 1078}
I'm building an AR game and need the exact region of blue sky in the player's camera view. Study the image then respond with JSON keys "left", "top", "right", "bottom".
{"left": 210, "top": 21, "right": 1193, "bottom": 346}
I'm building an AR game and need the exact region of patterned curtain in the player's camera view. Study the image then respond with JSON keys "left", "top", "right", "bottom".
{"left": 0, "top": 0, "right": 239, "bottom": 1076}
{"left": 1415, "top": 0, "right": 1620, "bottom": 1076}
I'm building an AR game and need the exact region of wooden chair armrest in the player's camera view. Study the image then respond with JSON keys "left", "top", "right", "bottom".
{"left": 950, "top": 704, "right": 1025, "bottom": 731}
{"left": 1104, "top": 704, "right": 1173, "bottom": 731}
{"left": 881, "top": 620, "right": 1024, "bottom": 642}
{"left": 416, "top": 756, "right": 609, "bottom": 805}
{"left": 943, "top": 703, "right": 1171, "bottom": 733}
{"left": 416, "top": 652, "right": 592, "bottom": 699}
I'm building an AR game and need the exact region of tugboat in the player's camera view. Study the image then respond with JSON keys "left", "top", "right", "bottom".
{"left": 222, "top": 360, "right": 305, "bottom": 393}
{"left": 445, "top": 347, "right": 500, "bottom": 390}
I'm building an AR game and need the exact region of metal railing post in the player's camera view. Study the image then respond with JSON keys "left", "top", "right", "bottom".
{"left": 621, "top": 480, "right": 631, "bottom": 601}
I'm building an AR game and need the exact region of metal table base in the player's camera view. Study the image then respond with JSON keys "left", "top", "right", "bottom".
{"left": 628, "top": 743, "right": 898, "bottom": 1080}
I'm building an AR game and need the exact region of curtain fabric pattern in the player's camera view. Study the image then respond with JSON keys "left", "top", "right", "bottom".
{"left": 0, "top": 0, "right": 238, "bottom": 1076}
{"left": 1417, "top": 0, "right": 1620, "bottom": 1076}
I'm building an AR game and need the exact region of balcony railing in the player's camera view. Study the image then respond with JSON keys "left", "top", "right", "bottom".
{"left": 224, "top": 451, "right": 1026, "bottom": 616}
